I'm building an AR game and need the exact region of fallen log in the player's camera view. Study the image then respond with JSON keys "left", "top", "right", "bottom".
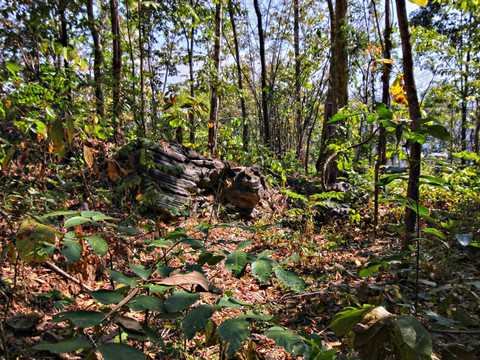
{"left": 119, "top": 140, "right": 266, "bottom": 215}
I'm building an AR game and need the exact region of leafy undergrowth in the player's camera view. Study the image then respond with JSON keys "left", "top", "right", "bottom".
{"left": 1, "top": 149, "right": 480, "bottom": 359}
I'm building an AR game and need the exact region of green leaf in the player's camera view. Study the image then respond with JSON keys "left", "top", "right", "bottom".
{"left": 182, "top": 305, "right": 220, "bottom": 339}
{"left": 16, "top": 219, "right": 56, "bottom": 265}
{"left": 216, "top": 297, "right": 250, "bottom": 309}
{"left": 218, "top": 319, "right": 250, "bottom": 358}
{"left": 64, "top": 216, "right": 91, "bottom": 228}
{"left": 165, "top": 290, "right": 200, "bottom": 313}
{"left": 328, "top": 112, "right": 363, "bottom": 124}
{"left": 85, "top": 236, "right": 108, "bottom": 256}
{"left": 375, "top": 103, "right": 394, "bottom": 120}
{"left": 61, "top": 239, "right": 82, "bottom": 264}
{"left": 274, "top": 266, "right": 305, "bottom": 293}
{"left": 393, "top": 315, "right": 432, "bottom": 359}
{"left": 129, "top": 295, "right": 164, "bottom": 312}
{"left": 88, "top": 290, "right": 123, "bottom": 305}
{"left": 115, "top": 226, "right": 143, "bottom": 234}
{"left": 41, "top": 211, "right": 79, "bottom": 219}
{"left": 52, "top": 311, "right": 104, "bottom": 328}
{"left": 6, "top": 61, "right": 21, "bottom": 77}
{"left": 251, "top": 260, "right": 273, "bottom": 283}
{"left": 264, "top": 326, "right": 309, "bottom": 356}
{"left": 33, "top": 337, "right": 91, "bottom": 354}
{"left": 225, "top": 252, "right": 248, "bottom": 278}
{"left": 238, "top": 310, "right": 275, "bottom": 321}
{"left": 2, "top": 145, "right": 16, "bottom": 172}
{"left": 418, "top": 123, "right": 452, "bottom": 141}
{"left": 366, "top": 113, "right": 378, "bottom": 124}
{"left": 330, "top": 306, "right": 371, "bottom": 337}
{"left": 106, "top": 269, "right": 138, "bottom": 288}
{"left": 197, "top": 252, "right": 225, "bottom": 266}
{"left": 130, "top": 264, "right": 152, "bottom": 280}
{"left": 421, "top": 228, "right": 446, "bottom": 240}
{"left": 97, "top": 343, "right": 145, "bottom": 360}
{"left": 236, "top": 240, "right": 253, "bottom": 250}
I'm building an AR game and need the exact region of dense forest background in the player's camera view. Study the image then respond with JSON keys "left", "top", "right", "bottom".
{"left": 1, "top": 0, "right": 480, "bottom": 359}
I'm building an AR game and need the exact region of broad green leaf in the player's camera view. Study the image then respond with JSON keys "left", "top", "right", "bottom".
{"left": 182, "top": 305, "right": 220, "bottom": 339}
{"left": 130, "top": 264, "right": 152, "bottom": 280}
{"left": 274, "top": 266, "right": 305, "bottom": 293}
{"left": 97, "top": 343, "right": 145, "bottom": 360}
{"left": 216, "top": 297, "right": 250, "bottom": 309}
{"left": 419, "top": 124, "right": 452, "bottom": 141}
{"left": 366, "top": 113, "right": 378, "bottom": 124}
{"left": 33, "top": 337, "right": 91, "bottom": 354}
{"left": 61, "top": 239, "right": 82, "bottom": 264}
{"left": 225, "top": 252, "right": 248, "bottom": 278}
{"left": 47, "top": 119, "right": 65, "bottom": 157}
{"left": 165, "top": 290, "right": 199, "bottom": 313}
{"left": 330, "top": 306, "right": 371, "bottom": 337}
{"left": 106, "top": 269, "right": 138, "bottom": 288}
{"left": 41, "top": 211, "right": 79, "bottom": 219}
{"left": 421, "top": 228, "right": 446, "bottom": 240}
{"left": 393, "top": 315, "right": 432, "bottom": 359}
{"left": 197, "top": 252, "right": 225, "bottom": 266}
{"left": 218, "top": 319, "right": 250, "bottom": 358}
{"left": 85, "top": 236, "right": 108, "bottom": 256}
{"left": 251, "top": 260, "right": 273, "bottom": 283}
{"left": 408, "top": 0, "right": 428, "bottom": 6}
{"left": 64, "top": 216, "right": 91, "bottom": 228}
{"left": 236, "top": 240, "right": 253, "bottom": 250}
{"left": 238, "top": 310, "right": 275, "bottom": 321}
{"left": 16, "top": 219, "right": 56, "bottom": 265}
{"left": 88, "top": 290, "right": 123, "bottom": 305}
{"left": 264, "top": 326, "right": 309, "bottom": 356}
{"left": 375, "top": 102, "right": 394, "bottom": 120}
{"left": 115, "top": 226, "right": 143, "bottom": 234}
{"left": 6, "top": 61, "right": 21, "bottom": 77}
{"left": 52, "top": 310, "right": 104, "bottom": 328}
{"left": 328, "top": 112, "right": 363, "bottom": 124}
{"left": 129, "top": 295, "right": 164, "bottom": 312}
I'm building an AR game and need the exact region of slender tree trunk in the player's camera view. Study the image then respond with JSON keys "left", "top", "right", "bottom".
{"left": 110, "top": 0, "right": 123, "bottom": 134}
{"left": 228, "top": 0, "right": 248, "bottom": 151}
{"left": 253, "top": 0, "right": 271, "bottom": 148}
{"left": 208, "top": 0, "right": 223, "bottom": 155}
{"left": 294, "top": 0, "right": 303, "bottom": 162}
{"left": 188, "top": 0, "right": 196, "bottom": 144}
{"left": 474, "top": 98, "right": 480, "bottom": 155}
{"left": 374, "top": 0, "right": 392, "bottom": 229}
{"left": 138, "top": 0, "right": 146, "bottom": 137}
{"left": 125, "top": 3, "right": 137, "bottom": 124}
{"left": 396, "top": 0, "right": 422, "bottom": 249}
{"left": 87, "top": 0, "right": 105, "bottom": 118}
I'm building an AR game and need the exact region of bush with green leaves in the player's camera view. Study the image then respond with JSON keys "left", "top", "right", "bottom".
{"left": 20, "top": 210, "right": 336, "bottom": 359}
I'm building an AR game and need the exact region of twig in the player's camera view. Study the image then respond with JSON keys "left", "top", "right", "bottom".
{"left": 43, "top": 261, "right": 94, "bottom": 292}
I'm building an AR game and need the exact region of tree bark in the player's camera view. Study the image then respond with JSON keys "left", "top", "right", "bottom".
{"left": 228, "top": 0, "right": 249, "bottom": 151}
{"left": 138, "top": 0, "right": 146, "bottom": 137}
{"left": 253, "top": 0, "right": 271, "bottom": 148}
{"left": 110, "top": 0, "right": 123, "bottom": 133}
{"left": 315, "top": 0, "right": 348, "bottom": 185}
{"left": 396, "top": 0, "right": 422, "bottom": 249}
{"left": 188, "top": 0, "right": 196, "bottom": 144}
{"left": 294, "top": 0, "right": 303, "bottom": 162}
{"left": 208, "top": 0, "right": 223, "bottom": 155}
{"left": 86, "top": 0, "right": 105, "bottom": 118}
{"left": 374, "top": 0, "right": 392, "bottom": 229}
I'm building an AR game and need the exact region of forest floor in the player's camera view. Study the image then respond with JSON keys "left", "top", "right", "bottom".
{"left": 1, "top": 150, "right": 480, "bottom": 359}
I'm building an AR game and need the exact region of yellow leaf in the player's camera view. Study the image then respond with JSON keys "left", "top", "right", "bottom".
{"left": 208, "top": 122, "right": 214, "bottom": 128}
{"left": 84, "top": 145, "right": 94, "bottom": 168}
{"left": 408, "top": 0, "right": 428, "bottom": 6}
{"left": 108, "top": 161, "right": 119, "bottom": 181}
{"left": 390, "top": 73, "right": 408, "bottom": 106}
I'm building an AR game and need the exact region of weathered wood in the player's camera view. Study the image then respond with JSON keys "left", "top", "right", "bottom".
{"left": 131, "top": 141, "right": 265, "bottom": 214}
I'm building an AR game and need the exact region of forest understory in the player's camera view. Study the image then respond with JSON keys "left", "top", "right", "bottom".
{"left": 1, "top": 138, "right": 479, "bottom": 360}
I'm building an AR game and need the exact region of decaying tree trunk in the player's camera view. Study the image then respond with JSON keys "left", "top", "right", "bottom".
{"left": 128, "top": 141, "right": 266, "bottom": 214}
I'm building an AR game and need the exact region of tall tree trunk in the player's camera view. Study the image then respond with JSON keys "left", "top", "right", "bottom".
{"left": 228, "top": 0, "right": 249, "bottom": 151}
{"left": 110, "top": 0, "right": 123, "bottom": 135}
{"left": 315, "top": 0, "right": 348, "bottom": 185}
{"left": 188, "top": 0, "right": 196, "bottom": 144}
{"left": 125, "top": 3, "right": 137, "bottom": 124}
{"left": 138, "top": 0, "right": 146, "bottom": 137}
{"left": 253, "top": 0, "right": 271, "bottom": 147}
{"left": 294, "top": 0, "right": 303, "bottom": 162}
{"left": 374, "top": 0, "right": 392, "bottom": 229}
{"left": 396, "top": 0, "right": 422, "bottom": 249}
{"left": 208, "top": 0, "right": 223, "bottom": 155}
{"left": 474, "top": 98, "right": 480, "bottom": 155}
{"left": 87, "top": 0, "right": 105, "bottom": 118}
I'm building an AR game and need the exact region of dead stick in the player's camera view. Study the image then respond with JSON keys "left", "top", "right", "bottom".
{"left": 44, "top": 261, "right": 94, "bottom": 292}
{"left": 431, "top": 328, "right": 480, "bottom": 334}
